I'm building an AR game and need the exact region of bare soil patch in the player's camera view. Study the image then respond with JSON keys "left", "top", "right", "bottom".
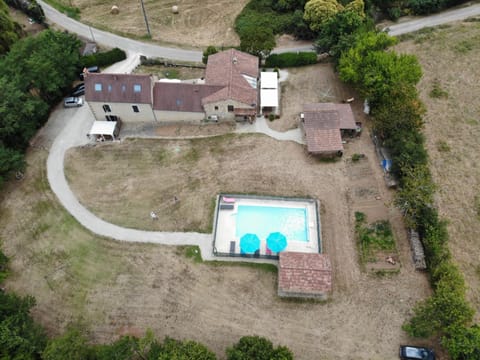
{"left": 271, "top": 63, "right": 357, "bottom": 132}
{"left": 395, "top": 20, "right": 480, "bottom": 318}
{"left": 134, "top": 64, "right": 205, "bottom": 80}
{"left": 60, "top": 0, "right": 248, "bottom": 48}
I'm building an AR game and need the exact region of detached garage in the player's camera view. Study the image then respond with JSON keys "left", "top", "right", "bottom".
{"left": 88, "top": 121, "right": 121, "bottom": 141}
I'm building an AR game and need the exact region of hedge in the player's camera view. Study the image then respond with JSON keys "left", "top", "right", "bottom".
{"left": 80, "top": 47, "right": 126, "bottom": 68}
{"left": 265, "top": 52, "right": 317, "bottom": 68}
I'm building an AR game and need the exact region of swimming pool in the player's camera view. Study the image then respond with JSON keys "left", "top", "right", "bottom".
{"left": 235, "top": 205, "right": 308, "bottom": 242}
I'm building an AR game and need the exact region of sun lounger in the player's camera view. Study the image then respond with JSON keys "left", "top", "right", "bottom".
{"left": 230, "top": 241, "right": 235, "bottom": 254}
{"left": 220, "top": 204, "right": 235, "bottom": 210}
{"left": 222, "top": 196, "right": 235, "bottom": 203}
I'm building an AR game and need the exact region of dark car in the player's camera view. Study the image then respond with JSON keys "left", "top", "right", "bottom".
{"left": 400, "top": 345, "right": 435, "bottom": 360}
{"left": 79, "top": 66, "right": 100, "bottom": 80}
{"left": 71, "top": 82, "right": 85, "bottom": 97}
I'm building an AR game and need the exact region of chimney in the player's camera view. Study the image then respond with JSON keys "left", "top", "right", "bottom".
{"left": 232, "top": 56, "right": 237, "bottom": 65}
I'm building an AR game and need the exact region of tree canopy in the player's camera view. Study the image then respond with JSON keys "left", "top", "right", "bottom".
{"left": 226, "top": 336, "right": 293, "bottom": 360}
{"left": 0, "top": 0, "right": 21, "bottom": 54}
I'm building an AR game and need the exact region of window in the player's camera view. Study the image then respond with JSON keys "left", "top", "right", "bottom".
{"left": 132, "top": 105, "right": 139, "bottom": 113}
{"left": 214, "top": 106, "right": 218, "bottom": 110}
{"left": 107, "top": 85, "right": 112, "bottom": 92}
{"left": 133, "top": 84, "right": 142, "bottom": 93}
{"left": 102, "top": 104, "right": 111, "bottom": 113}
{"left": 94, "top": 83, "right": 102, "bottom": 92}
{"left": 121, "top": 84, "right": 126, "bottom": 93}
{"left": 176, "top": 99, "right": 182, "bottom": 106}
{"left": 227, "top": 105, "right": 234, "bottom": 112}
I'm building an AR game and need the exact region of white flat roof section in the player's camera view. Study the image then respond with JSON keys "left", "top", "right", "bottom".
{"left": 261, "top": 72, "right": 278, "bottom": 89}
{"left": 260, "top": 72, "right": 279, "bottom": 108}
{"left": 89, "top": 121, "right": 117, "bottom": 136}
{"left": 261, "top": 89, "right": 279, "bottom": 108}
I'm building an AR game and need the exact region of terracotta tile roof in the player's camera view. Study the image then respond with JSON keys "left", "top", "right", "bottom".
{"left": 303, "top": 103, "right": 357, "bottom": 154}
{"left": 85, "top": 73, "right": 152, "bottom": 104}
{"left": 203, "top": 49, "right": 259, "bottom": 106}
{"left": 278, "top": 252, "right": 332, "bottom": 297}
{"left": 153, "top": 82, "right": 223, "bottom": 112}
{"left": 303, "top": 103, "right": 356, "bottom": 130}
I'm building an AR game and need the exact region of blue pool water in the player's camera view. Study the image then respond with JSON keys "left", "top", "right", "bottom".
{"left": 235, "top": 205, "right": 308, "bottom": 242}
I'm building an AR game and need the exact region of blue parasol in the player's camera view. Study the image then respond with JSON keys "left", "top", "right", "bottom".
{"left": 266, "top": 232, "right": 287, "bottom": 252}
{"left": 240, "top": 233, "right": 260, "bottom": 253}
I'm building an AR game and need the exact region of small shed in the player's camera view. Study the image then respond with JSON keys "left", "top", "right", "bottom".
{"left": 278, "top": 252, "right": 332, "bottom": 300}
{"left": 88, "top": 121, "right": 120, "bottom": 141}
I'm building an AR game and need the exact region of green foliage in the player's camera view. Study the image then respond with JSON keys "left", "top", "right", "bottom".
{"left": 0, "top": 290, "right": 47, "bottom": 359}
{"left": 442, "top": 325, "right": 480, "bottom": 360}
{"left": 355, "top": 213, "right": 396, "bottom": 262}
{"left": 80, "top": 48, "right": 127, "bottom": 68}
{"left": 202, "top": 46, "right": 218, "bottom": 64}
{"left": 0, "top": 145, "right": 25, "bottom": 187}
{"left": 395, "top": 164, "right": 435, "bottom": 226}
{"left": 1, "top": 29, "right": 81, "bottom": 102}
{"left": 226, "top": 335, "right": 293, "bottom": 360}
{"left": 265, "top": 52, "right": 317, "bottom": 67}
{"left": 0, "top": 0, "right": 21, "bottom": 55}
{"left": 314, "top": 9, "right": 367, "bottom": 59}
{"left": 239, "top": 26, "right": 275, "bottom": 58}
{"left": 5, "top": 0, "right": 45, "bottom": 23}
{"left": 157, "top": 337, "right": 217, "bottom": 360}
{"left": 235, "top": 0, "right": 314, "bottom": 41}
{"left": 42, "top": 328, "right": 93, "bottom": 360}
{"left": 304, "top": 0, "right": 344, "bottom": 32}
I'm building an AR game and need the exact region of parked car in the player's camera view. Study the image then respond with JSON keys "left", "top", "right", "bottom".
{"left": 70, "top": 82, "right": 85, "bottom": 97}
{"left": 63, "top": 97, "right": 84, "bottom": 108}
{"left": 79, "top": 65, "right": 99, "bottom": 80}
{"left": 400, "top": 345, "right": 435, "bottom": 360}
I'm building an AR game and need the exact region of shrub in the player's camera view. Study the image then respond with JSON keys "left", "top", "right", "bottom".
{"left": 265, "top": 52, "right": 317, "bottom": 68}
{"left": 80, "top": 47, "right": 127, "bottom": 68}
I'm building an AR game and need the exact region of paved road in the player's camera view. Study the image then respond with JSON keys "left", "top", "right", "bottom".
{"left": 388, "top": 3, "right": 480, "bottom": 36}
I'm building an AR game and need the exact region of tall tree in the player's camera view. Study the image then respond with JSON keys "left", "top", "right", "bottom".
{"left": 0, "top": 0, "right": 21, "bottom": 54}
{"left": 239, "top": 26, "right": 275, "bottom": 58}
{"left": 226, "top": 336, "right": 293, "bottom": 360}
{"left": 0, "top": 29, "right": 81, "bottom": 102}
{"left": 303, "top": 0, "right": 344, "bottom": 32}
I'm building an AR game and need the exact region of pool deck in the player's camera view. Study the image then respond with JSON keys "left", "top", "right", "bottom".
{"left": 213, "top": 195, "right": 321, "bottom": 258}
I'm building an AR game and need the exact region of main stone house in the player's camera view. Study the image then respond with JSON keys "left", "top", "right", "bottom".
{"left": 84, "top": 49, "right": 260, "bottom": 123}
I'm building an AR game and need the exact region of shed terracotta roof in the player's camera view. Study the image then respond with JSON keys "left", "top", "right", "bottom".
{"left": 85, "top": 73, "right": 152, "bottom": 104}
{"left": 203, "top": 49, "right": 259, "bottom": 106}
{"left": 153, "top": 82, "right": 223, "bottom": 112}
{"left": 303, "top": 103, "right": 357, "bottom": 154}
{"left": 278, "top": 252, "right": 332, "bottom": 298}
{"left": 303, "top": 103, "right": 356, "bottom": 130}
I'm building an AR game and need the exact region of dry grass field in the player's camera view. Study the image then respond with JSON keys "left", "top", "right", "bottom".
{"left": 57, "top": 0, "right": 248, "bottom": 48}
{"left": 395, "top": 20, "right": 480, "bottom": 318}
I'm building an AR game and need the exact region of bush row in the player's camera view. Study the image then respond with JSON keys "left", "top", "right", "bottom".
{"left": 80, "top": 47, "right": 126, "bottom": 68}
{"left": 265, "top": 52, "right": 317, "bottom": 68}
{"left": 338, "top": 29, "right": 479, "bottom": 358}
